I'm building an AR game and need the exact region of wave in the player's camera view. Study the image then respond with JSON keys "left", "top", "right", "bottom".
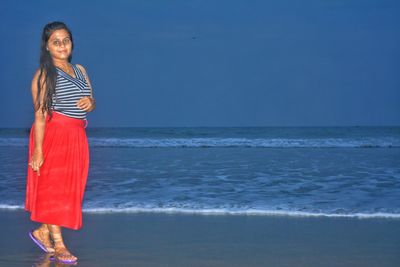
{"left": 1, "top": 137, "right": 399, "bottom": 148}
{"left": 2, "top": 204, "right": 399, "bottom": 219}
{"left": 0, "top": 204, "right": 22, "bottom": 210}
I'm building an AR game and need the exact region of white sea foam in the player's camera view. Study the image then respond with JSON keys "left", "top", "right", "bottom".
{"left": 82, "top": 208, "right": 400, "bottom": 219}
{"left": 1, "top": 137, "right": 398, "bottom": 148}
{"left": 0, "top": 204, "right": 23, "bottom": 210}
{"left": 2, "top": 204, "right": 398, "bottom": 219}
{"left": 88, "top": 137, "right": 400, "bottom": 148}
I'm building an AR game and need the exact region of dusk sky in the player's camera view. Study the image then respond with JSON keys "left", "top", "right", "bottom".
{"left": 1, "top": 0, "right": 399, "bottom": 127}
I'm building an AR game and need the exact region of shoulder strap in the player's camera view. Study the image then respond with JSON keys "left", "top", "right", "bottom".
{"left": 75, "top": 64, "right": 94, "bottom": 98}
{"left": 73, "top": 64, "right": 85, "bottom": 81}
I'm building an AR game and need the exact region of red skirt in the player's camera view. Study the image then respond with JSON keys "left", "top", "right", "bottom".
{"left": 25, "top": 111, "right": 89, "bottom": 230}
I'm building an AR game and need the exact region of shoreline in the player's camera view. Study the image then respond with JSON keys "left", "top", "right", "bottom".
{"left": 1, "top": 210, "right": 399, "bottom": 267}
{"left": 2, "top": 206, "right": 400, "bottom": 220}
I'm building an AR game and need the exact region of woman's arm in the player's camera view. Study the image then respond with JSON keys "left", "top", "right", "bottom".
{"left": 76, "top": 64, "right": 96, "bottom": 112}
{"left": 30, "top": 69, "right": 47, "bottom": 176}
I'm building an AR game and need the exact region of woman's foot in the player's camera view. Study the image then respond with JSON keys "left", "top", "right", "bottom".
{"left": 32, "top": 226, "right": 55, "bottom": 253}
{"left": 52, "top": 246, "right": 78, "bottom": 263}
{"left": 49, "top": 230, "right": 78, "bottom": 263}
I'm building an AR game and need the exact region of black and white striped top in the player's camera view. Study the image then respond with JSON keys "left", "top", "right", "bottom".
{"left": 51, "top": 63, "right": 92, "bottom": 119}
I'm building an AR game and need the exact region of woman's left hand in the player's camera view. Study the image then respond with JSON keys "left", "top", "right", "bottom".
{"left": 77, "top": 97, "right": 96, "bottom": 112}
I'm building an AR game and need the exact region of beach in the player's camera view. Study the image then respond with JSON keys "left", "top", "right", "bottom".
{"left": 1, "top": 126, "right": 399, "bottom": 266}
{"left": 2, "top": 0, "right": 400, "bottom": 265}
{"left": 0, "top": 210, "right": 399, "bottom": 267}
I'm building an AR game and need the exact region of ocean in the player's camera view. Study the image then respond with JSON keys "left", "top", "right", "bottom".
{"left": 1, "top": 126, "right": 399, "bottom": 219}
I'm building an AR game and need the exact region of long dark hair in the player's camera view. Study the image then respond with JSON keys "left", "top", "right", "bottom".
{"left": 36, "top": 21, "right": 74, "bottom": 119}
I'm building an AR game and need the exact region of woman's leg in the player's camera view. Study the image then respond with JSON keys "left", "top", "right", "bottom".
{"left": 32, "top": 224, "right": 55, "bottom": 253}
{"left": 48, "top": 224, "right": 78, "bottom": 262}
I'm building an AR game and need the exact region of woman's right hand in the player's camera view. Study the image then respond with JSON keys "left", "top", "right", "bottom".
{"left": 29, "top": 149, "right": 44, "bottom": 176}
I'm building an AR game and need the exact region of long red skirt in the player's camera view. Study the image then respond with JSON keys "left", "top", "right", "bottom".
{"left": 25, "top": 111, "right": 89, "bottom": 230}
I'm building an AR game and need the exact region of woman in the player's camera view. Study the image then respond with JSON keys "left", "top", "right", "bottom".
{"left": 25, "top": 21, "right": 95, "bottom": 264}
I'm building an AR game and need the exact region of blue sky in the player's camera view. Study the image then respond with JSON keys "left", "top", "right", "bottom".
{"left": 1, "top": 0, "right": 399, "bottom": 127}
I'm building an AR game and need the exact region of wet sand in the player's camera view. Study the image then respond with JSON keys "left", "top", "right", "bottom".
{"left": 0, "top": 210, "right": 399, "bottom": 266}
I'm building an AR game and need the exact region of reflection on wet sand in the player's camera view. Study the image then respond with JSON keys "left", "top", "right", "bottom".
{"left": 32, "top": 253, "right": 78, "bottom": 266}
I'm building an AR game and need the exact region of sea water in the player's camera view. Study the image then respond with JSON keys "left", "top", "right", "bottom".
{"left": 1, "top": 126, "right": 399, "bottom": 218}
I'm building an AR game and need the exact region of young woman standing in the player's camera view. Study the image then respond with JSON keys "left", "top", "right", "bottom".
{"left": 25, "top": 21, "right": 96, "bottom": 264}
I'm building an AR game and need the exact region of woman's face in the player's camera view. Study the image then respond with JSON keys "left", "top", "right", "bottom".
{"left": 47, "top": 29, "right": 72, "bottom": 61}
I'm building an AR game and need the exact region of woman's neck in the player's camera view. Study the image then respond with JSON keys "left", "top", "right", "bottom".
{"left": 53, "top": 59, "right": 70, "bottom": 69}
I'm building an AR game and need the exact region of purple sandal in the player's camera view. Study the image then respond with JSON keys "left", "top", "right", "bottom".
{"left": 49, "top": 250, "right": 78, "bottom": 264}
{"left": 28, "top": 230, "right": 51, "bottom": 253}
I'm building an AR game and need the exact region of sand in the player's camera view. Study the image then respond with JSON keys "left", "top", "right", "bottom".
{"left": 0, "top": 210, "right": 399, "bottom": 267}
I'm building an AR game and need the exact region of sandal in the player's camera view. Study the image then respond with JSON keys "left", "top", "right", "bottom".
{"left": 29, "top": 227, "right": 55, "bottom": 253}
{"left": 50, "top": 247, "right": 78, "bottom": 264}
{"left": 49, "top": 233, "right": 78, "bottom": 264}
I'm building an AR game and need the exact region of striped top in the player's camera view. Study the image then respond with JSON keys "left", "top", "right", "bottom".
{"left": 51, "top": 64, "right": 92, "bottom": 119}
